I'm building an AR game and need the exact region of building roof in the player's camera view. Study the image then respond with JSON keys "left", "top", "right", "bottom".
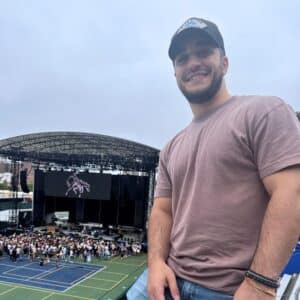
{"left": 1, "top": 111, "right": 299, "bottom": 172}
{"left": 0, "top": 132, "right": 159, "bottom": 172}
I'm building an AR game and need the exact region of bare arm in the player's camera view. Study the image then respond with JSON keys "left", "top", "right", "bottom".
{"left": 147, "top": 197, "right": 180, "bottom": 300}
{"left": 250, "top": 166, "right": 300, "bottom": 277}
{"left": 234, "top": 166, "right": 300, "bottom": 299}
{"left": 148, "top": 197, "right": 173, "bottom": 266}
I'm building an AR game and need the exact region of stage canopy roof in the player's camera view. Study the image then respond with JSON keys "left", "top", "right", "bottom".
{"left": 0, "top": 132, "right": 159, "bottom": 172}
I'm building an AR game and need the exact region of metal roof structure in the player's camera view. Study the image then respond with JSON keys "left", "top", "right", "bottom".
{"left": 0, "top": 111, "right": 299, "bottom": 172}
{"left": 0, "top": 132, "right": 159, "bottom": 172}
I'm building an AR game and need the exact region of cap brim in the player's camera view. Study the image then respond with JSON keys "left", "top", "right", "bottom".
{"left": 168, "top": 28, "right": 219, "bottom": 60}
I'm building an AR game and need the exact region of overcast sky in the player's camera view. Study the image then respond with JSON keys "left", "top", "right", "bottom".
{"left": 0, "top": 1, "right": 299, "bottom": 149}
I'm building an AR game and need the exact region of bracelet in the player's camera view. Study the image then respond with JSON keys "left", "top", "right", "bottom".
{"left": 245, "top": 269, "right": 279, "bottom": 289}
{"left": 246, "top": 277, "right": 276, "bottom": 297}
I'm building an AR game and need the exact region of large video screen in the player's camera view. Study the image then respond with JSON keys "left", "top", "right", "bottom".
{"left": 44, "top": 171, "right": 111, "bottom": 200}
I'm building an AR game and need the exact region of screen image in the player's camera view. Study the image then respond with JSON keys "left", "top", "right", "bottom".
{"left": 44, "top": 171, "right": 111, "bottom": 200}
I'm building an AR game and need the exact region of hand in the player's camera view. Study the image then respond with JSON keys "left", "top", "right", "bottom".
{"left": 234, "top": 279, "right": 275, "bottom": 300}
{"left": 147, "top": 261, "right": 180, "bottom": 300}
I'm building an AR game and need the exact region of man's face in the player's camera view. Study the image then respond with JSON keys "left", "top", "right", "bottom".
{"left": 174, "top": 35, "right": 228, "bottom": 104}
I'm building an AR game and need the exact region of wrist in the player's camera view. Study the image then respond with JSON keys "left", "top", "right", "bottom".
{"left": 245, "top": 277, "right": 276, "bottom": 297}
{"left": 148, "top": 257, "right": 166, "bottom": 268}
{"left": 245, "top": 269, "right": 280, "bottom": 289}
{"left": 250, "top": 263, "right": 279, "bottom": 281}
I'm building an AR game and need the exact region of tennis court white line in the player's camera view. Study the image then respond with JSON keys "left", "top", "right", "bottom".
{"left": 22, "top": 264, "right": 102, "bottom": 286}
{"left": 0, "top": 274, "right": 68, "bottom": 289}
{"left": 0, "top": 258, "right": 104, "bottom": 292}
{"left": 0, "top": 286, "right": 18, "bottom": 296}
{"left": 25, "top": 266, "right": 64, "bottom": 281}
{"left": 64, "top": 265, "right": 105, "bottom": 292}
{"left": 70, "top": 268, "right": 100, "bottom": 285}
{"left": 2, "top": 264, "right": 56, "bottom": 280}
{"left": 0, "top": 264, "right": 101, "bottom": 287}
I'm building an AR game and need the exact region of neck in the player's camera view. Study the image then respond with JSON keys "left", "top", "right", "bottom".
{"left": 189, "top": 81, "right": 231, "bottom": 119}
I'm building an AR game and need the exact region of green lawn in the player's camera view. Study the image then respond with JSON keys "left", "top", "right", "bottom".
{"left": 0, "top": 255, "right": 146, "bottom": 300}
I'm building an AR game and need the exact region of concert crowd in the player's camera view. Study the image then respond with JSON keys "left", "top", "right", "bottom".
{"left": 0, "top": 231, "right": 143, "bottom": 264}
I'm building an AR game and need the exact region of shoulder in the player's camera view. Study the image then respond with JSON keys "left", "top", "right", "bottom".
{"left": 159, "top": 127, "right": 188, "bottom": 161}
{"left": 235, "top": 95, "right": 286, "bottom": 113}
{"left": 233, "top": 95, "right": 295, "bottom": 124}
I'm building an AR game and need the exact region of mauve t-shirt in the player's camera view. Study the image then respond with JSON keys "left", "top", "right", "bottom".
{"left": 154, "top": 95, "right": 300, "bottom": 294}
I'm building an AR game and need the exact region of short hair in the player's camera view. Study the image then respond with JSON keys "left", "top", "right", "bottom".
{"left": 218, "top": 48, "right": 225, "bottom": 57}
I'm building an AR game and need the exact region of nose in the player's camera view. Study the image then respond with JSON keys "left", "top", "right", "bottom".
{"left": 186, "top": 54, "right": 202, "bottom": 71}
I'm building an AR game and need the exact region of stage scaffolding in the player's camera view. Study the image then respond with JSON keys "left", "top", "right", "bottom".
{"left": 0, "top": 132, "right": 160, "bottom": 228}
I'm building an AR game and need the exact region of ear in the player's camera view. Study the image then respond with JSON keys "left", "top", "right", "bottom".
{"left": 222, "top": 55, "right": 229, "bottom": 75}
{"left": 173, "top": 61, "right": 176, "bottom": 76}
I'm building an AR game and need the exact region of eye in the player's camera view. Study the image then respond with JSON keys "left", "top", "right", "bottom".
{"left": 175, "top": 54, "right": 188, "bottom": 66}
{"left": 195, "top": 48, "right": 214, "bottom": 58}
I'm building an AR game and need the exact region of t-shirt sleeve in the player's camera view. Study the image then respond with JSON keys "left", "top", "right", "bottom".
{"left": 154, "top": 146, "right": 172, "bottom": 199}
{"left": 252, "top": 101, "right": 300, "bottom": 179}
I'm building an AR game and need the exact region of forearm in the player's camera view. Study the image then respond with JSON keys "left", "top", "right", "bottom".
{"left": 250, "top": 190, "right": 300, "bottom": 278}
{"left": 147, "top": 208, "right": 173, "bottom": 267}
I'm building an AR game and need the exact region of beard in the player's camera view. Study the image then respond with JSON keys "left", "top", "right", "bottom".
{"left": 179, "top": 66, "right": 224, "bottom": 104}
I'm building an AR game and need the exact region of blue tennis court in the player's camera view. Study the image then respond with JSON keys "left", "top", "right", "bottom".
{"left": 0, "top": 256, "right": 104, "bottom": 291}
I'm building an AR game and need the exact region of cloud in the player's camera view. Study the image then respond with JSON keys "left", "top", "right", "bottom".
{"left": 0, "top": 0, "right": 299, "bottom": 148}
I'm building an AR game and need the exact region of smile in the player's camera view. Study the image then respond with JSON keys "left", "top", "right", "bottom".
{"left": 185, "top": 70, "right": 210, "bottom": 82}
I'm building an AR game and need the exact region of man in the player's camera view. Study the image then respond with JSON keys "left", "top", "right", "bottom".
{"left": 127, "top": 17, "right": 300, "bottom": 299}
